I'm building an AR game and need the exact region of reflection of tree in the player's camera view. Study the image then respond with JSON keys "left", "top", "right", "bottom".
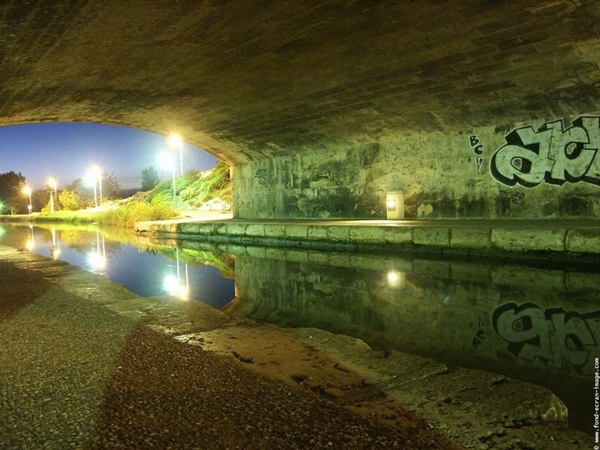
{"left": 53, "top": 228, "right": 123, "bottom": 259}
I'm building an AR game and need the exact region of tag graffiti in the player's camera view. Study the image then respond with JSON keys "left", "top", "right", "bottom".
{"left": 469, "top": 135, "right": 485, "bottom": 173}
{"left": 492, "top": 302, "right": 600, "bottom": 375}
{"left": 490, "top": 116, "right": 600, "bottom": 188}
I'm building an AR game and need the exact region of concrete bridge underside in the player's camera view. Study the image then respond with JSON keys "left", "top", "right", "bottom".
{"left": 2, "top": 1, "right": 600, "bottom": 220}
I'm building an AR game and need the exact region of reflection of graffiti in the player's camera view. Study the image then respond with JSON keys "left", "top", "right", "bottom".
{"left": 492, "top": 302, "right": 600, "bottom": 375}
{"left": 490, "top": 116, "right": 600, "bottom": 188}
{"left": 472, "top": 313, "right": 486, "bottom": 348}
{"left": 468, "top": 135, "right": 485, "bottom": 173}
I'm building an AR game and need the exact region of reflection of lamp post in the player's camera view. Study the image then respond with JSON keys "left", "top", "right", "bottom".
{"left": 50, "top": 227, "right": 61, "bottom": 259}
{"left": 23, "top": 185, "right": 32, "bottom": 214}
{"left": 26, "top": 225, "right": 34, "bottom": 250}
{"left": 169, "top": 134, "right": 184, "bottom": 176}
{"left": 88, "top": 231, "right": 107, "bottom": 271}
{"left": 158, "top": 152, "right": 176, "bottom": 208}
{"left": 163, "top": 248, "right": 189, "bottom": 299}
{"left": 48, "top": 177, "right": 57, "bottom": 213}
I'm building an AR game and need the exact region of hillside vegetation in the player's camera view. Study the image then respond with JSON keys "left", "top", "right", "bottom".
{"left": 1, "top": 162, "right": 232, "bottom": 228}
{"left": 135, "top": 161, "right": 232, "bottom": 211}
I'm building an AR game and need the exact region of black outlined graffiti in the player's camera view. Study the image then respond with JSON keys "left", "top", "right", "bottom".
{"left": 492, "top": 302, "right": 600, "bottom": 375}
{"left": 472, "top": 313, "right": 486, "bottom": 348}
{"left": 490, "top": 116, "right": 600, "bottom": 188}
{"left": 469, "top": 135, "right": 485, "bottom": 173}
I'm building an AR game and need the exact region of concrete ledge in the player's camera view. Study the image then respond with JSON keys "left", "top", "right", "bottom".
{"left": 307, "top": 226, "right": 328, "bottom": 240}
{"left": 178, "top": 223, "right": 218, "bottom": 235}
{"left": 412, "top": 227, "right": 450, "bottom": 247}
{"left": 566, "top": 229, "right": 600, "bottom": 253}
{"left": 450, "top": 227, "right": 491, "bottom": 249}
{"left": 244, "top": 224, "right": 265, "bottom": 237}
{"left": 264, "top": 224, "right": 286, "bottom": 238}
{"left": 328, "top": 226, "right": 350, "bottom": 241}
{"left": 491, "top": 228, "right": 565, "bottom": 252}
{"left": 285, "top": 225, "right": 307, "bottom": 239}
{"left": 383, "top": 227, "right": 412, "bottom": 244}
{"left": 137, "top": 219, "right": 600, "bottom": 264}
{"left": 349, "top": 226, "right": 385, "bottom": 243}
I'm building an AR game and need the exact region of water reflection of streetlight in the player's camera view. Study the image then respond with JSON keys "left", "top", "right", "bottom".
{"left": 88, "top": 231, "right": 107, "bottom": 272}
{"left": 48, "top": 177, "right": 57, "bottom": 212}
{"left": 386, "top": 270, "right": 406, "bottom": 289}
{"left": 25, "top": 225, "right": 34, "bottom": 250}
{"left": 163, "top": 248, "right": 189, "bottom": 299}
{"left": 23, "top": 185, "right": 32, "bottom": 214}
{"left": 50, "top": 227, "right": 61, "bottom": 260}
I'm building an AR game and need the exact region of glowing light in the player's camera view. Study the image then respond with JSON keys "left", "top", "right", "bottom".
{"left": 25, "top": 239, "right": 34, "bottom": 250}
{"left": 169, "top": 134, "right": 183, "bottom": 148}
{"left": 163, "top": 274, "right": 189, "bottom": 300}
{"left": 88, "top": 251, "right": 106, "bottom": 270}
{"left": 387, "top": 270, "right": 406, "bottom": 288}
{"left": 386, "top": 199, "right": 397, "bottom": 211}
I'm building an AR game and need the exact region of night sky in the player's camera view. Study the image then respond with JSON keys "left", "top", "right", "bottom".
{"left": 0, "top": 122, "right": 217, "bottom": 190}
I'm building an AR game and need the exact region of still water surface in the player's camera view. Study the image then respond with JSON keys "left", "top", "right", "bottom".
{"left": 1, "top": 223, "right": 598, "bottom": 434}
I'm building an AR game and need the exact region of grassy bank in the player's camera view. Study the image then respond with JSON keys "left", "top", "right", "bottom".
{"left": 0, "top": 162, "right": 230, "bottom": 228}
{"left": 0, "top": 202, "right": 179, "bottom": 227}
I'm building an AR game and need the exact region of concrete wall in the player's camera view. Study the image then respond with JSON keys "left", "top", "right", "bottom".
{"left": 232, "top": 115, "right": 600, "bottom": 219}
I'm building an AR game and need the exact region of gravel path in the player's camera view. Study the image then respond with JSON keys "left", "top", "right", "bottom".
{"left": 0, "top": 247, "right": 456, "bottom": 449}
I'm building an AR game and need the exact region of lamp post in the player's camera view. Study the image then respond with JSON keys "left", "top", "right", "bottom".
{"left": 48, "top": 177, "right": 57, "bottom": 213}
{"left": 158, "top": 152, "right": 177, "bottom": 208}
{"left": 88, "top": 165, "right": 103, "bottom": 207}
{"left": 23, "top": 185, "right": 32, "bottom": 214}
{"left": 169, "top": 134, "right": 184, "bottom": 176}
{"left": 92, "top": 165, "right": 103, "bottom": 205}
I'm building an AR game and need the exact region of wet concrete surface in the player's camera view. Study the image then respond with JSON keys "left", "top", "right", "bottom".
{"left": 0, "top": 245, "right": 593, "bottom": 449}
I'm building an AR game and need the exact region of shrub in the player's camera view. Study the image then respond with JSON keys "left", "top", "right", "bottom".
{"left": 98, "top": 201, "right": 178, "bottom": 228}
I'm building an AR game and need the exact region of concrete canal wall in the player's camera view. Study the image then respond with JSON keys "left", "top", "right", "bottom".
{"left": 135, "top": 219, "right": 600, "bottom": 261}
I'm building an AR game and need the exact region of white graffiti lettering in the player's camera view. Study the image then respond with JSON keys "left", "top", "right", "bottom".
{"left": 492, "top": 302, "right": 600, "bottom": 375}
{"left": 490, "top": 116, "right": 600, "bottom": 187}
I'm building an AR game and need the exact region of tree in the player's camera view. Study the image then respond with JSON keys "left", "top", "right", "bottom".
{"left": 0, "top": 171, "right": 27, "bottom": 214}
{"left": 102, "top": 171, "right": 121, "bottom": 200}
{"left": 141, "top": 166, "right": 160, "bottom": 191}
{"left": 58, "top": 188, "right": 85, "bottom": 211}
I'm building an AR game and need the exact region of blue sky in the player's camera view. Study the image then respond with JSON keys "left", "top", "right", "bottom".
{"left": 0, "top": 122, "right": 217, "bottom": 190}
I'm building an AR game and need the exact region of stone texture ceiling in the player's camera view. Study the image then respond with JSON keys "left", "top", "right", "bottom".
{"left": 1, "top": 0, "right": 599, "bottom": 164}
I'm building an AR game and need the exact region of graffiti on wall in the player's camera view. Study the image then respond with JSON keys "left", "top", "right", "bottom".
{"left": 471, "top": 312, "right": 486, "bottom": 348}
{"left": 490, "top": 116, "right": 600, "bottom": 188}
{"left": 468, "top": 135, "right": 485, "bottom": 173}
{"left": 492, "top": 302, "right": 600, "bottom": 375}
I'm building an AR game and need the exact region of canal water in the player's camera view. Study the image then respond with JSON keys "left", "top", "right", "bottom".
{"left": 0, "top": 223, "right": 598, "bottom": 434}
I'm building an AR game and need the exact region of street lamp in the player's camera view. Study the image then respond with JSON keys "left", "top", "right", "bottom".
{"left": 87, "top": 165, "right": 103, "bottom": 207}
{"left": 169, "top": 134, "right": 184, "bottom": 176}
{"left": 158, "top": 152, "right": 176, "bottom": 208}
{"left": 23, "top": 185, "right": 32, "bottom": 214}
{"left": 48, "top": 177, "right": 57, "bottom": 213}
{"left": 92, "top": 165, "right": 103, "bottom": 205}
